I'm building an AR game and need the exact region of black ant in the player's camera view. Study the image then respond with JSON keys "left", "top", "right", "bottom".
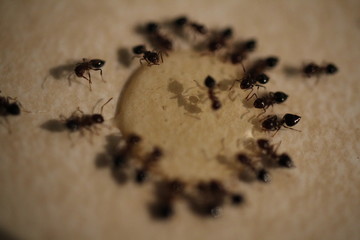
{"left": 151, "top": 179, "right": 186, "bottom": 219}
{"left": 0, "top": 92, "right": 21, "bottom": 117}
{"left": 145, "top": 22, "right": 173, "bottom": 52}
{"left": 303, "top": 63, "right": 338, "bottom": 78}
{"left": 61, "top": 98, "right": 113, "bottom": 134}
{"left": 252, "top": 91, "right": 289, "bottom": 114}
{"left": 0, "top": 92, "right": 23, "bottom": 132}
{"left": 229, "top": 39, "right": 257, "bottom": 64}
{"left": 204, "top": 76, "right": 221, "bottom": 110}
{"left": 74, "top": 58, "right": 106, "bottom": 91}
{"left": 261, "top": 113, "right": 301, "bottom": 136}
{"left": 132, "top": 45, "right": 163, "bottom": 66}
{"left": 207, "top": 27, "right": 233, "bottom": 53}
{"left": 230, "top": 63, "right": 270, "bottom": 100}
{"left": 237, "top": 153, "right": 271, "bottom": 183}
{"left": 113, "top": 134, "right": 142, "bottom": 168}
{"left": 135, "top": 147, "right": 163, "bottom": 183}
{"left": 257, "top": 139, "right": 294, "bottom": 168}
{"left": 173, "top": 16, "right": 208, "bottom": 35}
{"left": 248, "top": 56, "right": 279, "bottom": 77}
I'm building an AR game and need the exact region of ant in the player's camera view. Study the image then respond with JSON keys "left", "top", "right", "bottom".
{"left": 151, "top": 179, "right": 186, "bottom": 219}
{"left": 204, "top": 76, "right": 221, "bottom": 110}
{"left": 237, "top": 153, "right": 271, "bottom": 183}
{"left": 145, "top": 22, "right": 173, "bottom": 52}
{"left": 0, "top": 92, "right": 21, "bottom": 117}
{"left": 61, "top": 98, "right": 113, "bottom": 134}
{"left": 248, "top": 56, "right": 279, "bottom": 76}
{"left": 173, "top": 16, "right": 208, "bottom": 35}
{"left": 303, "top": 63, "right": 338, "bottom": 78}
{"left": 229, "top": 39, "right": 257, "bottom": 64}
{"left": 261, "top": 113, "right": 301, "bottom": 136}
{"left": 0, "top": 92, "right": 23, "bottom": 132}
{"left": 132, "top": 45, "right": 163, "bottom": 66}
{"left": 230, "top": 63, "right": 270, "bottom": 100}
{"left": 74, "top": 58, "right": 106, "bottom": 91}
{"left": 257, "top": 139, "right": 294, "bottom": 168}
{"left": 207, "top": 27, "right": 233, "bottom": 53}
{"left": 251, "top": 91, "right": 289, "bottom": 115}
{"left": 135, "top": 147, "right": 163, "bottom": 183}
{"left": 112, "top": 133, "right": 142, "bottom": 168}
{"left": 194, "top": 180, "right": 228, "bottom": 217}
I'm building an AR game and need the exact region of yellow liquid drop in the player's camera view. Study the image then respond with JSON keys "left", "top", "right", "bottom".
{"left": 116, "top": 51, "right": 263, "bottom": 182}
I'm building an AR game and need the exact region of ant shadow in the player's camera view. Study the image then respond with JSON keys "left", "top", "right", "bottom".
{"left": 283, "top": 65, "right": 301, "bottom": 77}
{"left": 117, "top": 47, "right": 132, "bottom": 68}
{"left": 43, "top": 61, "right": 81, "bottom": 88}
{"left": 167, "top": 80, "right": 203, "bottom": 115}
{"left": 40, "top": 119, "right": 65, "bottom": 132}
{"left": 95, "top": 133, "right": 128, "bottom": 184}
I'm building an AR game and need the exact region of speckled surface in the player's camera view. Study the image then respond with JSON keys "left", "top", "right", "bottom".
{"left": 0, "top": 0, "right": 359, "bottom": 240}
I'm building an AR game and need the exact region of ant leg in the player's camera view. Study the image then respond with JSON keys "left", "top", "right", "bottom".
{"left": 87, "top": 72, "right": 92, "bottom": 91}
{"left": 245, "top": 88, "right": 254, "bottom": 100}
{"left": 247, "top": 92, "right": 258, "bottom": 101}
{"left": 81, "top": 73, "right": 92, "bottom": 91}
{"left": 159, "top": 51, "right": 164, "bottom": 63}
{"left": 283, "top": 126, "right": 302, "bottom": 132}
{"left": 93, "top": 69, "right": 105, "bottom": 82}
{"left": 271, "top": 129, "right": 280, "bottom": 137}
{"left": 100, "top": 97, "right": 113, "bottom": 114}
{"left": 255, "top": 84, "right": 266, "bottom": 90}
{"left": 257, "top": 108, "right": 267, "bottom": 118}
{"left": 229, "top": 80, "right": 240, "bottom": 91}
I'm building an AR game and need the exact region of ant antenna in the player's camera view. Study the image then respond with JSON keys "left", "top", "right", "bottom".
{"left": 100, "top": 97, "right": 113, "bottom": 114}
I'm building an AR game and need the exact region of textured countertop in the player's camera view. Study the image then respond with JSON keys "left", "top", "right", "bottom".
{"left": 0, "top": 1, "right": 359, "bottom": 240}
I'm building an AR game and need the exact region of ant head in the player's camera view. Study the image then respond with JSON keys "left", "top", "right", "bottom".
{"left": 253, "top": 98, "right": 266, "bottom": 109}
{"left": 240, "top": 78, "right": 252, "bottom": 89}
{"left": 221, "top": 27, "right": 233, "bottom": 39}
{"left": 204, "top": 75, "right": 216, "bottom": 88}
{"left": 256, "top": 73, "right": 270, "bottom": 84}
{"left": 278, "top": 153, "right": 294, "bottom": 168}
{"left": 7, "top": 103, "right": 20, "bottom": 115}
{"left": 147, "top": 52, "right": 160, "bottom": 63}
{"left": 135, "top": 169, "right": 147, "bottom": 183}
{"left": 209, "top": 180, "right": 224, "bottom": 193}
{"left": 145, "top": 22, "right": 159, "bottom": 33}
{"left": 92, "top": 114, "right": 104, "bottom": 123}
{"left": 193, "top": 23, "right": 207, "bottom": 34}
{"left": 231, "top": 194, "right": 244, "bottom": 205}
{"left": 262, "top": 115, "right": 278, "bottom": 130}
{"left": 89, "top": 59, "right": 105, "bottom": 69}
{"left": 265, "top": 57, "right": 279, "bottom": 68}
{"left": 132, "top": 45, "right": 146, "bottom": 54}
{"left": 237, "top": 153, "right": 250, "bottom": 164}
{"left": 152, "top": 147, "right": 163, "bottom": 158}
{"left": 212, "top": 100, "right": 222, "bottom": 110}
{"left": 283, "top": 114, "right": 301, "bottom": 127}
{"left": 208, "top": 41, "right": 223, "bottom": 52}
{"left": 257, "top": 139, "right": 270, "bottom": 150}
{"left": 326, "top": 64, "right": 338, "bottom": 74}
{"left": 273, "top": 91, "right": 288, "bottom": 103}
{"left": 127, "top": 133, "right": 142, "bottom": 145}
{"left": 174, "top": 16, "right": 188, "bottom": 27}
{"left": 114, "top": 153, "right": 127, "bottom": 168}
{"left": 304, "top": 63, "right": 317, "bottom": 74}
{"left": 66, "top": 119, "right": 79, "bottom": 132}
{"left": 244, "top": 39, "right": 257, "bottom": 51}
{"left": 257, "top": 169, "right": 271, "bottom": 183}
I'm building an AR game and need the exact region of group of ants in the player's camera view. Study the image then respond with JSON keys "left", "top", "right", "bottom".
{"left": 1, "top": 15, "right": 338, "bottom": 219}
